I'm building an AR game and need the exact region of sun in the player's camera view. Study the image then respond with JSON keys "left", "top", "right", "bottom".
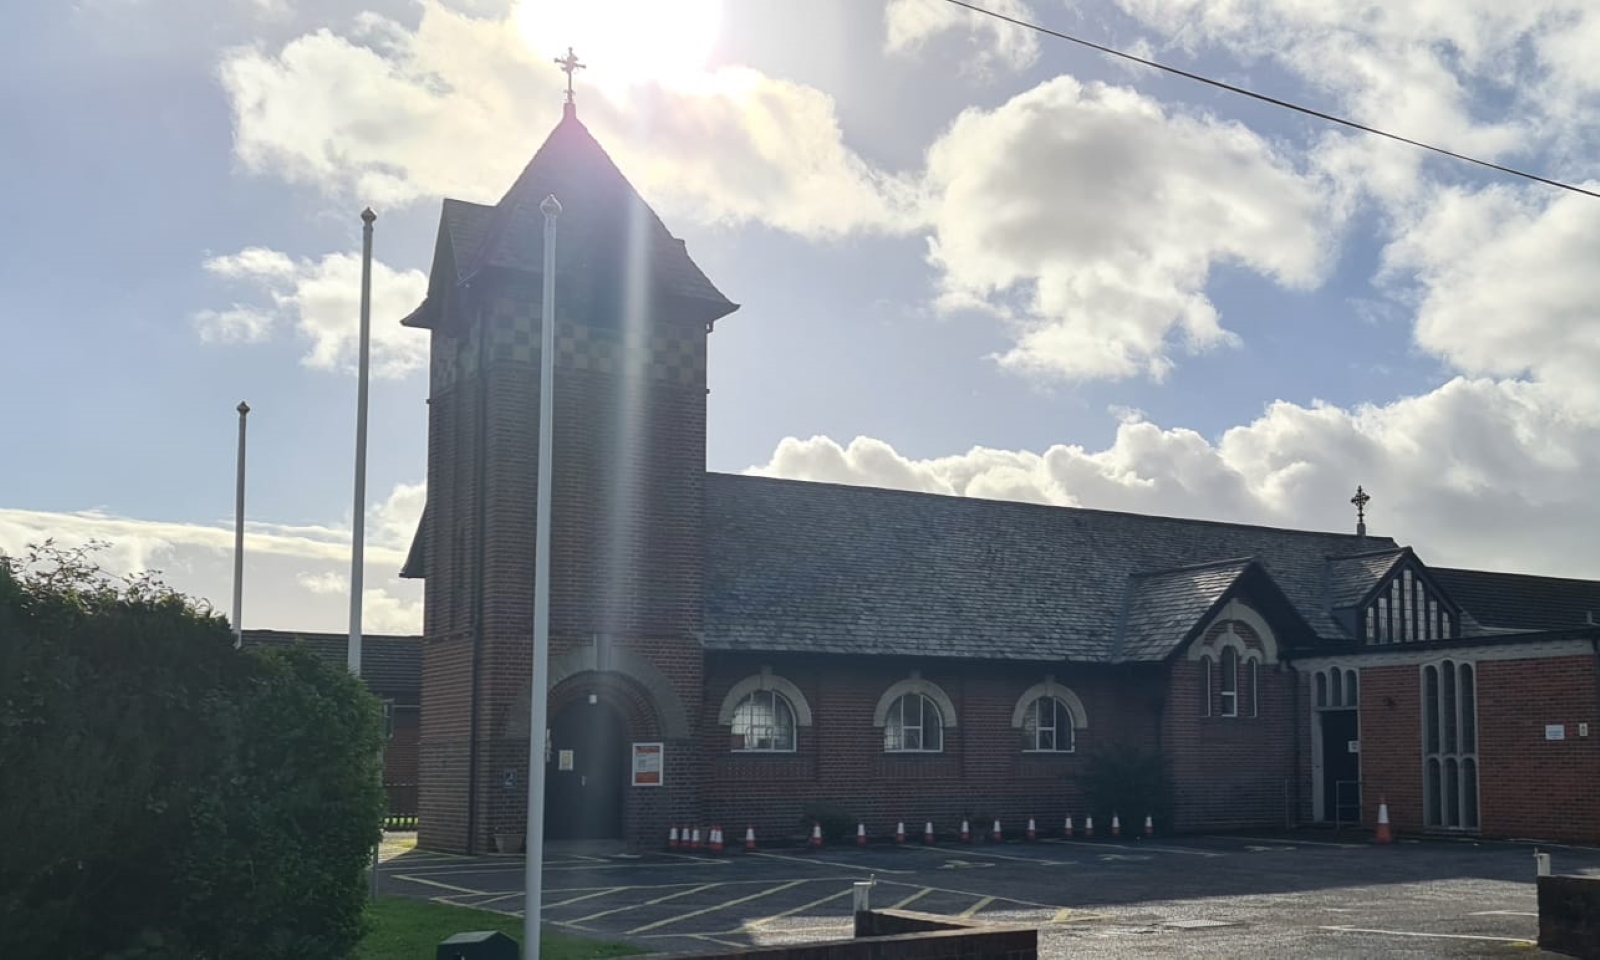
{"left": 513, "top": 0, "right": 723, "bottom": 90}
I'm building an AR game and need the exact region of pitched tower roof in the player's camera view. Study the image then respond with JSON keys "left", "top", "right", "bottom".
{"left": 400, "top": 104, "right": 739, "bottom": 330}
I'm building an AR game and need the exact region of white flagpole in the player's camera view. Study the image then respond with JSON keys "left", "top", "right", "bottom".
{"left": 232, "top": 400, "right": 249, "bottom": 647}
{"left": 525, "top": 193, "right": 561, "bottom": 960}
{"left": 350, "top": 207, "right": 375, "bottom": 677}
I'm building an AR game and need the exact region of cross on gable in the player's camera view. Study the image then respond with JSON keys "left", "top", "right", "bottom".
{"left": 555, "top": 46, "right": 586, "bottom": 104}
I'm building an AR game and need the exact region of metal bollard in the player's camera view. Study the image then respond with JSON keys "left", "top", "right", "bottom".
{"left": 1535, "top": 850, "right": 1551, "bottom": 877}
{"left": 853, "top": 880, "right": 873, "bottom": 913}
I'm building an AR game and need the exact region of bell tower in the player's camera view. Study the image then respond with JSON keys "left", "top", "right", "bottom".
{"left": 399, "top": 90, "right": 738, "bottom": 852}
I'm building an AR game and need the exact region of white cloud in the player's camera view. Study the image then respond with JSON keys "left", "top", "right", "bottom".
{"left": 196, "top": 246, "right": 429, "bottom": 378}
{"left": 0, "top": 480, "right": 427, "bottom": 634}
{"left": 1381, "top": 183, "right": 1600, "bottom": 414}
{"left": 217, "top": 1, "right": 918, "bottom": 237}
{"left": 919, "top": 76, "right": 1341, "bottom": 380}
{"left": 747, "top": 376, "right": 1600, "bottom": 581}
{"left": 884, "top": 0, "right": 1040, "bottom": 75}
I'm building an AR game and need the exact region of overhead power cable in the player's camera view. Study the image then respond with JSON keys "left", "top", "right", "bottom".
{"left": 943, "top": 0, "right": 1600, "bottom": 201}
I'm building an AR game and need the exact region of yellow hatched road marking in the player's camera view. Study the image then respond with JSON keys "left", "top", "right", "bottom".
{"left": 569, "top": 883, "right": 722, "bottom": 925}
{"left": 959, "top": 896, "right": 995, "bottom": 918}
{"left": 890, "top": 888, "right": 933, "bottom": 910}
{"left": 626, "top": 880, "right": 809, "bottom": 934}
{"left": 747, "top": 887, "right": 855, "bottom": 928}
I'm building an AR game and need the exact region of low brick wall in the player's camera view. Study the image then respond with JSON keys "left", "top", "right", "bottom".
{"left": 658, "top": 909, "right": 1037, "bottom": 960}
{"left": 1539, "top": 875, "right": 1600, "bottom": 959}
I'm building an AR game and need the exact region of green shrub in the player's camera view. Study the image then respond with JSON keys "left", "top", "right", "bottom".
{"left": 1080, "top": 746, "right": 1173, "bottom": 835}
{"left": 799, "top": 801, "right": 857, "bottom": 843}
{"left": 0, "top": 541, "right": 386, "bottom": 959}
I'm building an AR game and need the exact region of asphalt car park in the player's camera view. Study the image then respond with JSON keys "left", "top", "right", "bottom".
{"left": 380, "top": 831, "right": 1600, "bottom": 957}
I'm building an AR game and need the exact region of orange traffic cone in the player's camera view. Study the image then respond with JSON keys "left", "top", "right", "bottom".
{"left": 856, "top": 822, "right": 868, "bottom": 847}
{"left": 895, "top": 821, "right": 906, "bottom": 845}
{"left": 924, "top": 821, "right": 935, "bottom": 845}
{"left": 690, "top": 826, "right": 701, "bottom": 850}
{"left": 1064, "top": 815, "right": 1074, "bottom": 838}
{"left": 1143, "top": 815, "right": 1154, "bottom": 838}
{"left": 991, "top": 819, "right": 1002, "bottom": 843}
{"left": 960, "top": 818, "right": 971, "bottom": 843}
{"left": 668, "top": 825, "right": 679, "bottom": 850}
{"left": 809, "top": 822, "right": 823, "bottom": 849}
{"left": 709, "top": 825, "right": 724, "bottom": 854}
{"left": 744, "top": 825, "right": 757, "bottom": 851}
{"left": 1112, "top": 814, "right": 1121, "bottom": 838}
{"left": 1374, "top": 797, "right": 1393, "bottom": 845}
{"left": 1026, "top": 817, "right": 1037, "bottom": 842}
{"left": 1084, "top": 816, "right": 1095, "bottom": 838}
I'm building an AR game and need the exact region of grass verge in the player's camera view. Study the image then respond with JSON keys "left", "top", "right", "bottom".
{"left": 360, "top": 896, "right": 642, "bottom": 960}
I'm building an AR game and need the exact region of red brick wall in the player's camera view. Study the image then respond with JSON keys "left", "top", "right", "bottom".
{"left": 695, "top": 654, "right": 1161, "bottom": 843}
{"left": 417, "top": 280, "right": 709, "bottom": 853}
{"left": 1346, "top": 653, "right": 1600, "bottom": 845}
{"left": 1477, "top": 656, "right": 1599, "bottom": 843}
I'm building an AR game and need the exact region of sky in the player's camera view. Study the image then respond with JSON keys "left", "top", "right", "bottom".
{"left": 4, "top": 0, "right": 1600, "bottom": 635}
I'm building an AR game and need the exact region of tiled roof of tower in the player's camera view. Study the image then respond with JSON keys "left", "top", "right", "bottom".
{"left": 703, "top": 474, "right": 1398, "bottom": 662}
{"left": 402, "top": 106, "right": 738, "bottom": 330}
{"left": 1118, "top": 559, "right": 1255, "bottom": 660}
{"left": 1430, "top": 567, "right": 1600, "bottom": 632}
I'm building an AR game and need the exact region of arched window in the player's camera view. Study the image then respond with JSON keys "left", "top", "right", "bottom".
{"left": 884, "top": 693, "right": 943, "bottom": 752}
{"left": 730, "top": 689, "right": 797, "bottom": 752}
{"left": 1022, "top": 696, "right": 1076, "bottom": 752}
{"left": 1220, "top": 646, "right": 1239, "bottom": 717}
{"left": 716, "top": 670, "right": 814, "bottom": 753}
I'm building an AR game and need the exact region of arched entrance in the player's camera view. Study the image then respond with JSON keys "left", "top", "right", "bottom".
{"left": 544, "top": 698, "right": 628, "bottom": 840}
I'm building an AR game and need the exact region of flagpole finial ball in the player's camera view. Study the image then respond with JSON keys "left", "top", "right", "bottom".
{"left": 541, "top": 194, "right": 562, "bottom": 218}
{"left": 361, "top": 207, "right": 376, "bottom": 223}
{"left": 237, "top": 401, "right": 250, "bottom": 415}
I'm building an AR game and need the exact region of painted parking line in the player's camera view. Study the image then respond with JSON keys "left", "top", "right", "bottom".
{"left": 625, "top": 879, "right": 810, "bottom": 935}
{"left": 957, "top": 896, "right": 995, "bottom": 919}
{"left": 889, "top": 887, "right": 933, "bottom": 910}
{"left": 546, "top": 886, "right": 630, "bottom": 909}
{"left": 903, "top": 844, "right": 1074, "bottom": 866}
{"left": 563, "top": 882, "right": 724, "bottom": 927}
{"left": 748, "top": 851, "right": 913, "bottom": 875}
{"left": 1216, "top": 835, "right": 1367, "bottom": 849}
{"left": 1320, "top": 925, "right": 1534, "bottom": 945}
{"left": 1468, "top": 910, "right": 1538, "bottom": 917}
{"left": 747, "top": 887, "right": 856, "bottom": 928}
{"left": 1040, "top": 839, "right": 1224, "bottom": 857}
{"left": 393, "top": 874, "right": 492, "bottom": 897}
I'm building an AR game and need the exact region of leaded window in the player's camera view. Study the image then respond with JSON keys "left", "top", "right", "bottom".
{"left": 884, "top": 693, "right": 943, "bottom": 752}
{"left": 731, "top": 689, "right": 797, "bottom": 752}
{"left": 1022, "top": 696, "right": 1076, "bottom": 752}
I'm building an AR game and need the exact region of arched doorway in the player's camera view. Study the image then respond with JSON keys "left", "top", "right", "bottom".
{"left": 544, "top": 698, "right": 628, "bottom": 840}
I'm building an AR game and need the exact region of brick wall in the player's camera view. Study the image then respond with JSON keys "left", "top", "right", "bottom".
{"left": 1350, "top": 663, "right": 1422, "bottom": 834}
{"left": 1165, "top": 618, "right": 1298, "bottom": 832}
{"left": 696, "top": 653, "right": 1161, "bottom": 843}
{"left": 417, "top": 276, "right": 710, "bottom": 853}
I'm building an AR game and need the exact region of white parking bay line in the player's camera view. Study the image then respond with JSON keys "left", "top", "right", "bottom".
{"left": 1320, "top": 926, "right": 1534, "bottom": 945}
{"left": 748, "top": 851, "right": 912, "bottom": 875}
{"left": 626, "top": 880, "right": 810, "bottom": 935}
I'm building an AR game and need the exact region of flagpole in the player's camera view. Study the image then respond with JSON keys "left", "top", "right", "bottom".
{"left": 350, "top": 206, "right": 375, "bottom": 677}
{"left": 232, "top": 400, "right": 249, "bottom": 647}
{"left": 525, "top": 193, "right": 561, "bottom": 960}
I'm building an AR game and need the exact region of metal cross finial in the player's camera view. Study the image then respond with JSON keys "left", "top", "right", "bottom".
{"left": 555, "top": 46, "right": 586, "bottom": 104}
{"left": 1351, "top": 485, "right": 1370, "bottom": 535}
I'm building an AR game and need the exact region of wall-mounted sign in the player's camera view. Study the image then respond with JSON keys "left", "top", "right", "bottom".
{"left": 1347, "top": 740, "right": 1360, "bottom": 754}
{"left": 558, "top": 749, "right": 575, "bottom": 771}
{"left": 632, "top": 742, "right": 664, "bottom": 787}
{"left": 1546, "top": 724, "right": 1566, "bottom": 741}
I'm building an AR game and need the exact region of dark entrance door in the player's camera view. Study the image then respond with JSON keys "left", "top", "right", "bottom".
{"left": 1321, "top": 709, "right": 1360, "bottom": 823}
{"left": 544, "top": 699, "right": 628, "bottom": 840}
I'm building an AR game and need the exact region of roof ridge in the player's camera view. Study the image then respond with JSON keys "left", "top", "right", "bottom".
{"left": 1130, "top": 556, "right": 1258, "bottom": 578}
{"left": 1326, "top": 546, "right": 1408, "bottom": 561}
{"left": 1433, "top": 565, "right": 1600, "bottom": 586}
{"left": 712, "top": 472, "right": 1396, "bottom": 543}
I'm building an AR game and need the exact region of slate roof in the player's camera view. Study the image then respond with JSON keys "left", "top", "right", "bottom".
{"left": 1430, "top": 567, "right": 1600, "bottom": 633}
{"left": 1118, "top": 559, "right": 1255, "bottom": 660}
{"left": 1325, "top": 548, "right": 1407, "bottom": 608}
{"left": 702, "top": 474, "right": 1396, "bottom": 663}
{"left": 401, "top": 107, "right": 738, "bottom": 331}
{"left": 240, "top": 629, "right": 421, "bottom": 702}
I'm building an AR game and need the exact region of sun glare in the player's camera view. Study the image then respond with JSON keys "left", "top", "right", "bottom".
{"left": 513, "top": 0, "right": 723, "bottom": 89}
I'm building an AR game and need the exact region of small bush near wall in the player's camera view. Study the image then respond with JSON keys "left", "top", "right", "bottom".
{"left": 801, "top": 801, "right": 858, "bottom": 843}
{"left": 1081, "top": 747, "right": 1173, "bottom": 832}
{"left": 0, "top": 542, "right": 386, "bottom": 960}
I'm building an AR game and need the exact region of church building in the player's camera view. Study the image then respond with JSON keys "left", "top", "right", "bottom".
{"left": 394, "top": 92, "right": 1600, "bottom": 854}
